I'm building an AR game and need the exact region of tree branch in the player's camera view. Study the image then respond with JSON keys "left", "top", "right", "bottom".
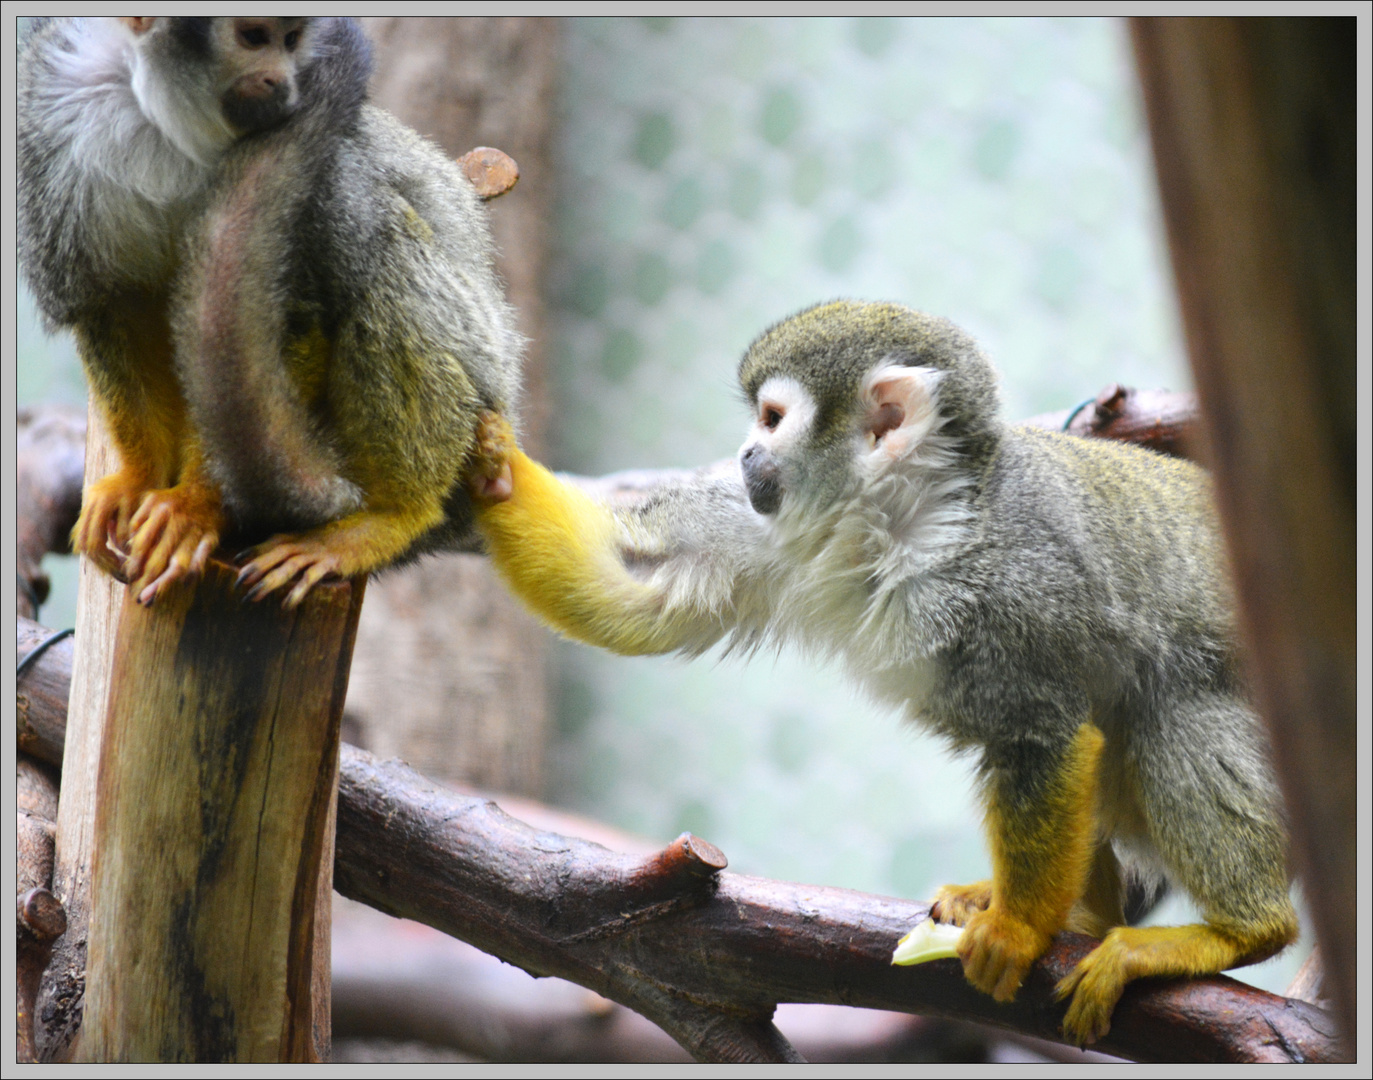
{"left": 17, "top": 605, "right": 1339, "bottom": 1064}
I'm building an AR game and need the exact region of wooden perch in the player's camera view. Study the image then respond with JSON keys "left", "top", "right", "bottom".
{"left": 17, "top": 618, "right": 1340, "bottom": 1062}
{"left": 59, "top": 562, "right": 364, "bottom": 1063}
{"left": 330, "top": 748, "right": 1340, "bottom": 1064}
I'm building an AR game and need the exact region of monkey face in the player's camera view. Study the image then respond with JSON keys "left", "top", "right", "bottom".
{"left": 739, "top": 361, "right": 953, "bottom": 530}
{"left": 217, "top": 18, "right": 311, "bottom": 134}
{"left": 739, "top": 375, "right": 815, "bottom": 515}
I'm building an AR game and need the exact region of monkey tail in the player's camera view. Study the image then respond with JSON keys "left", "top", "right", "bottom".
{"left": 176, "top": 142, "right": 361, "bottom": 534}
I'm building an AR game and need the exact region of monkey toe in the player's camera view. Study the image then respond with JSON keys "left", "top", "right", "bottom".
{"left": 74, "top": 480, "right": 144, "bottom": 575}
{"left": 470, "top": 411, "right": 517, "bottom": 504}
{"left": 239, "top": 539, "right": 341, "bottom": 606}
{"left": 124, "top": 485, "right": 222, "bottom": 589}
{"left": 1055, "top": 941, "right": 1127, "bottom": 1045}
{"left": 931, "top": 880, "right": 993, "bottom": 926}
{"left": 957, "top": 907, "right": 1049, "bottom": 1003}
{"left": 133, "top": 529, "right": 215, "bottom": 606}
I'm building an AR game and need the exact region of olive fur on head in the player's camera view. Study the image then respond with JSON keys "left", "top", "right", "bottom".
{"left": 738, "top": 300, "right": 1004, "bottom": 473}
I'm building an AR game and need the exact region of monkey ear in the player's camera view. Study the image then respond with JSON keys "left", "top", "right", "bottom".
{"left": 862, "top": 364, "right": 941, "bottom": 463}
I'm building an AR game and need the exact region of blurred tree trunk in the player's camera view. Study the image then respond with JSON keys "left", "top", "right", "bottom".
{"left": 345, "top": 18, "right": 560, "bottom": 794}
{"left": 1131, "top": 17, "right": 1356, "bottom": 1048}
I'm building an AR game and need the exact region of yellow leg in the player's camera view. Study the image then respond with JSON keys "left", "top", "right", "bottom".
{"left": 1056, "top": 913, "right": 1297, "bottom": 1045}
{"left": 954, "top": 723, "right": 1105, "bottom": 1004}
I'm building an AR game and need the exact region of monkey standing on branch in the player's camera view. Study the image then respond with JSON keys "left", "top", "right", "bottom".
{"left": 18, "top": 16, "right": 520, "bottom": 608}
{"left": 471, "top": 300, "right": 1297, "bottom": 1045}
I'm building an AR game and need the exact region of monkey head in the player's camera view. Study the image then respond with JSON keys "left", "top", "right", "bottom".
{"left": 735, "top": 301, "right": 1003, "bottom": 528}
{"left": 121, "top": 17, "right": 327, "bottom": 163}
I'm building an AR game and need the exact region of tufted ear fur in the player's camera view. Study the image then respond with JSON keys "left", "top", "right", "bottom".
{"left": 861, "top": 364, "right": 943, "bottom": 464}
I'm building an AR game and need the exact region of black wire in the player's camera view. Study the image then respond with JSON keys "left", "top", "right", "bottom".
{"left": 18, "top": 572, "right": 43, "bottom": 617}
{"left": 18, "top": 627, "right": 74, "bottom": 681}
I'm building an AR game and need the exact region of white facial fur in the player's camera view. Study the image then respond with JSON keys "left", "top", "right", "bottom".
{"left": 740, "top": 374, "right": 817, "bottom": 469}
{"left": 127, "top": 21, "right": 238, "bottom": 167}
{"left": 732, "top": 360, "right": 974, "bottom": 688}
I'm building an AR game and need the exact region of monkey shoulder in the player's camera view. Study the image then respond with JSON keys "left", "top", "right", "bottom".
{"left": 985, "top": 426, "right": 1224, "bottom": 590}
{"left": 921, "top": 427, "right": 1239, "bottom": 723}
{"left": 18, "top": 17, "right": 205, "bottom": 319}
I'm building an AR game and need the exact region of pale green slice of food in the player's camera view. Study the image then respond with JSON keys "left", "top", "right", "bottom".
{"left": 891, "top": 918, "right": 965, "bottom": 966}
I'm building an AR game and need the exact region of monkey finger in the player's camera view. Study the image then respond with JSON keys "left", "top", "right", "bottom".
{"left": 126, "top": 501, "right": 176, "bottom": 579}
{"left": 235, "top": 542, "right": 303, "bottom": 591}
{"left": 282, "top": 558, "right": 340, "bottom": 610}
{"left": 471, "top": 461, "right": 513, "bottom": 502}
{"left": 190, "top": 535, "right": 216, "bottom": 576}
{"left": 244, "top": 553, "right": 316, "bottom": 602}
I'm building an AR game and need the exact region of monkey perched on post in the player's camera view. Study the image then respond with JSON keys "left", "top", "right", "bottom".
{"left": 18, "top": 16, "right": 520, "bottom": 608}
{"left": 471, "top": 300, "right": 1296, "bottom": 1045}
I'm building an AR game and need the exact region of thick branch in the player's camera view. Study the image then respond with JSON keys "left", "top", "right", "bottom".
{"left": 330, "top": 747, "right": 1337, "bottom": 1063}
{"left": 16, "top": 617, "right": 1339, "bottom": 1062}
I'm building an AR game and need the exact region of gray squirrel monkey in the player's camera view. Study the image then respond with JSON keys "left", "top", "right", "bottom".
{"left": 472, "top": 300, "right": 1297, "bottom": 1045}
{"left": 18, "top": 16, "right": 520, "bottom": 608}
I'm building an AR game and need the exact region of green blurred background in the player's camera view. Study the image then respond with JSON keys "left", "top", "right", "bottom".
{"left": 17, "top": 16, "right": 1308, "bottom": 993}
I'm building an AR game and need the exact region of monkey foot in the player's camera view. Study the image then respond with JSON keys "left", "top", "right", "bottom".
{"left": 1055, "top": 945, "right": 1125, "bottom": 1046}
{"left": 235, "top": 535, "right": 345, "bottom": 610}
{"left": 125, "top": 484, "right": 224, "bottom": 606}
{"left": 930, "top": 879, "right": 993, "bottom": 926}
{"left": 72, "top": 470, "right": 155, "bottom": 578}
{"left": 956, "top": 905, "right": 1052, "bottom": 1004}
{"left": 469, "top": 410, "right": 516, "bottom": 503}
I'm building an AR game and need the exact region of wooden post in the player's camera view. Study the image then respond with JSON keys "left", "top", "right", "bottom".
{"left": 69, "top": 559, "right": 363, "bottom": 1062}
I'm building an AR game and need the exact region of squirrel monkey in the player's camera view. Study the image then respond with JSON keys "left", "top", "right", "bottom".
{"left": 472, "top": 301, "right": 1297, "bottom": 1045}
{"left": 18, "top": 17, "right": 520, "bottom": 608}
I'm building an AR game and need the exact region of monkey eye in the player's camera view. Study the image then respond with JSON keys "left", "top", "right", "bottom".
{"left": 237, "top": 25, "right": 271, "bottom": 48}
{"left": 761, "top": 405, "right": 785, "bottom": 431}
{"left": 284, "top": 29, "right": 301, "bottom": 51}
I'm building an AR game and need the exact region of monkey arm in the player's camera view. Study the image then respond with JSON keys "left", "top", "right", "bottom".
{"left": 474, "top": 419, "right": 767, "bottom": 657}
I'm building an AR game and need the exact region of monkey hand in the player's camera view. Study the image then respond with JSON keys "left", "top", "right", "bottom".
{"left": 468, "top": 410, "right": 516, "bottom": 504}
{"left": 124, "top": 483, "right": 224, "bottom": 606}
{"left": 235, "top": 534, "right": 345, "bottom": 611}
{"left": 930, "top": 880, "right": 993, "bottom": 926}
{"left": 72, "top": 470, "right": 155, "bottom": 578}
{"left": 955, "top": 904, "right": 1053, "bottom": 1004}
